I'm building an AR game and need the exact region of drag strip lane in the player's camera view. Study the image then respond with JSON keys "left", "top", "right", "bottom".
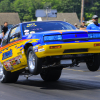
{"left": 0, "top": 63, "right": 100, "bottom": 100}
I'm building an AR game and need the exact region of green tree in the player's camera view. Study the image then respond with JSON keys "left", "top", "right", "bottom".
{"left": 0, "top": 0, "right": 11, "bottom": 12}
{"left": 0, "top": 0, "right": 100, "bottom": 22}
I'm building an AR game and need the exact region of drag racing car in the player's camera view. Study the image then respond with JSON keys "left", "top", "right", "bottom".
{"left": 0, "top": 21, "right": 100, "bottom": 83}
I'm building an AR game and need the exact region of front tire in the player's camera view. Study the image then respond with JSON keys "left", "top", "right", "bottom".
{"left": 40, "top": 68, "right": 62, "bottom": 81}
{"left": 86, "top": 54, "right": 100, "bottom": 71}
{"left": 0, "top": 66, "right": 19, "bottom": 83}
{"left": 27, "top": 46, "right": 42, "bottom": 75}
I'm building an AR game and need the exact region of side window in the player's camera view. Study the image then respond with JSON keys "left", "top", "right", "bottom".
{"left": 2, "top": 30, "right": 10, "bottom": 46}
{"left": 9, "top": 26, "right": 21, "bottom": 43}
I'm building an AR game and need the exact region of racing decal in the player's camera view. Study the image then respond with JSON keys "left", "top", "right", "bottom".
{"left": 15, "top": 44, "right": 24, "bottom": 51}
{"left": 25, "top": 33, "right": 29, "bottom": 35}
{"left": 24, "top": 30, "right": 29, "bottom": 33}
{"left": 26, "top": 23, "right": 37, "bottom": 27}
{"left": 0, "top": 39, "right": 29, "bottom": 51}
{"left": 10, "top": 37, "right": 18, "bottom": 42}
{"left": 0, "top": 47, "right": 9, "bottom": 54}
{"left": 38, "top": 48, "right": 45, "bottom": 52}
{"left": 4, "top": 61, "right": 14, "bottom": 71}
{"left": 10, "top": 28, "right": 17, "bottom": 37}
{"left": 22, "top": 50, "right": 24, "bottom": 54}
{"left": 33, "top": 46, "right": 45, "bottom": 52}
{"left": 17, "top": 52, "right": 22, "bottom": 55}
{"left": 30, "top": 31, "right": 35, "bottom": 34}
{"left": 4, "top": 55, "right": 22, "bottom": 71}
{"left": 75, "top": 41, "right": 79, "bottom": 42}
{"left": 17, "top": 50, "right": 24, "bottom": 55}
{"left": 0, "top": 39, "right": 38, "bottom": 52}
{"left": 2, "top": 49, "right": 12, "bottom": 60}
{"left": 33, "top": 46, "right": 38, "bottom": 52}
{"left": 28, "top": 34, "right": 32, "bottom": 38}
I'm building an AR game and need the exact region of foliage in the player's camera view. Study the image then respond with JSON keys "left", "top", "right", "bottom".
{"left": 0, "top": 0, "right": 99, "bottom": 22}
{"left": 98, "top": 18, "right": 100, "bottom": 23}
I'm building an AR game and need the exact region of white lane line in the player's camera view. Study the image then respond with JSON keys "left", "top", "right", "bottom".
{"left": 65, "top": 68, "right": 84, "bottom": 72}
{"left": 65, "top": 68, "right": 100, "bottom": 72}
{"left": 84, "top": 70, "right": 100, "bottom": 72}
{"left": 95, "top": 75, "right": 100, "bottom": 77}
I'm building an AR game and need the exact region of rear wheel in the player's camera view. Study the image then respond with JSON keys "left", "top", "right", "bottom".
{"left": 0, "top": 66, "right": 19, "bottom": 83}
{"left": 27, "top": 46, "right": 42, "bottom": 75}
{"left": 86, "top": 54, "right": 100, "bottom": 71}
{"left": 40, "top": 68, "right": 62, "bottom": 81}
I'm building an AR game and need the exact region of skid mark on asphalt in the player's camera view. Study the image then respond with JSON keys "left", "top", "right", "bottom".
{"left": 8, "top": 78, "right": 100, "bottom": 91}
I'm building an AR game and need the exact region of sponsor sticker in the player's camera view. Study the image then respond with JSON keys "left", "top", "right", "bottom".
{"left": 33, "top": 46, "right": 38, "bottom": 52}
{"left": 30, "top": 31, "right": 35, "bottom": 34}
{"left": 2, "top": 49, "right": 12, "bottom": 60}
{"left": 25, "top": 33, "right": 29, "bottom": 35}
{"left": 4, "top": 61, "right": 14, "bottom": 71}
{"left": 34, "top": 49, "right": 38, "bottom": 52}
{"left": 22, "top": 50, "right": 24, "bottom": 54}
{"left": 28, "top": 34, "right": 32, "bottom": 38}
{"left": 33, "top": 46, "right": 45, "bottom": 52}
{"left": 38, "top": 48, "right": 45, "bottom": 52}
{"left": 24, "top": 30, "right": 29, "bottom": 33}
{"left": 26, "top": 23, "right": 37, "bottom": 27}
{"left": 3, "top": 55, "right": 22, "bottom": 71}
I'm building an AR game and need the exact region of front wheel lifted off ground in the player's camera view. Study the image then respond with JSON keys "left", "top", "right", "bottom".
{"left": 27, "top": 46, "right": 42, "bottom": 75}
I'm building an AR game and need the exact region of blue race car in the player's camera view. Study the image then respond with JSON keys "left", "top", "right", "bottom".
{"left": 0, "top": 21, "right": 100, "bottom": 83}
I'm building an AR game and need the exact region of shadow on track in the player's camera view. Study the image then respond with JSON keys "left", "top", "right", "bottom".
{"left": 13, "top": 77, "right": 100, "bottom": 91}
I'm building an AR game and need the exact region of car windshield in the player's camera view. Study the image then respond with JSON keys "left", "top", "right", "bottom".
{"left": 22, "top": 21, "right": 76, "bottom": 35}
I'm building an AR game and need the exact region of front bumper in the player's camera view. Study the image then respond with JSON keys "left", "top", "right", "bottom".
{"left": 35, "top": 42, "right": 100, "bottom": 58}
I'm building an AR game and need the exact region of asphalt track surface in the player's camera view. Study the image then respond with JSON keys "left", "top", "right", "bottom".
{"left": 0, "top": 63, "right": 100, "bottom": 100}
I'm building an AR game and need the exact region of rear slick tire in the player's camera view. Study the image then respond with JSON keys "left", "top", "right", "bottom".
{"left": 86, "top": 54, "right": 100, "bottom": 72}
{"left": 40, "top": 68, "right": 62, "bottom": 81}
{"left": 0, "top": 67, "right": 19, "bottom": 83}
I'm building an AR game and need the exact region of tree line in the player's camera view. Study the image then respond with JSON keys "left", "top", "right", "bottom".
{"left": 0, "top": 0, "right": 100, "bottom": 22}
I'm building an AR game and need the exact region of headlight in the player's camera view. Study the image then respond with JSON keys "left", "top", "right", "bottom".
{"left": 44, "top": 35, "right": 62, "bottom": 42}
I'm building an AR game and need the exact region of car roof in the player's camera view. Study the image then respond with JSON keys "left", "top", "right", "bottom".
{"left": 20, "top": 21, "right": 73, "bottom": 27}
{"left": 10, "top": 21, "right": 68, "bottom": 28}
{"left": 21, "top": 21, "right": 68, "bottom": 24}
